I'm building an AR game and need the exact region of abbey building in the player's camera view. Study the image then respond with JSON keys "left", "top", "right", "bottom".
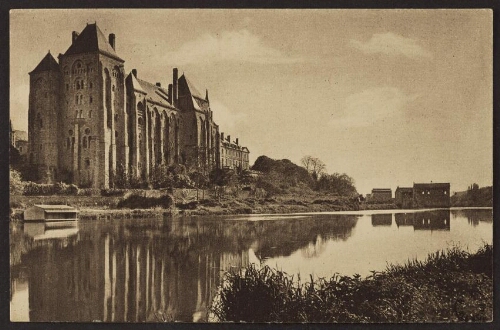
{"left": 28, "top": 23, "right": 249, "bottom": 188}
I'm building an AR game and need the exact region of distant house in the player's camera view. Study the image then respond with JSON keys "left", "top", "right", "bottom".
{"left": 413, "top": 183, "right": 450, "bottom": 208}
{"left": 395, "top": 187, "right": 413, "bottom": 209}
{"left": 369, "top": 188, "right": 392, "bottom": 203}
{"left": 395, "top": 183, "right": 450, "bottom": 209}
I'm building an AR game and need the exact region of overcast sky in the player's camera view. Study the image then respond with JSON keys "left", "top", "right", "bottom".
{"left": 10, "top": 9, "right": 492, "bottom": 194}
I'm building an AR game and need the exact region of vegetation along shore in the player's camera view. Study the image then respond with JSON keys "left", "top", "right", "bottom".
{"left": 9, "top": 154, "right": 491, "bottom": 221}
{"left": 210, "top": 244, "right": 492, "bottom": 323}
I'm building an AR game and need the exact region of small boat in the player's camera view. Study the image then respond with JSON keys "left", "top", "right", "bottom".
{"left": 23, "top": 204, "right": 79, "bottom": 222}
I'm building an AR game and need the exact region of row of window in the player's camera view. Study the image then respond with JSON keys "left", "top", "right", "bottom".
{"left": 74, "top": 94, "right": 93, "bottom": 105}
{"left": 75, "top": 110, "right": 92, "bottom": 119}
{"left": 419, "top": 190, "right": 448, "bottom": 195}
{"left": 66, "top": 135, "right": 93, "bottom": 149}
{"left": 65, "top": 80, "right": 94, "bottom": 92}
{"left": 221, "top": 148, "right": 249, "bottom": 160}
{"left": 64, "top": 62, "right": 95, "bottom": 75}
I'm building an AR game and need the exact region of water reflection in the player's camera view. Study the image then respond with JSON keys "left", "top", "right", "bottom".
{"left": 10, "top": 208, "right": 492, "bottom": 322}
{"left": 395, "top": 210, "right": 450, "bottom": 231}
{"left": 371, "top": 214, "right": 392, "bottom": 226}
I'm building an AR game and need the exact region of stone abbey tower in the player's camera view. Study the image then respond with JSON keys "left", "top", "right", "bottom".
{"left": 28, "top": 23, "right": 249, "bottom": 188}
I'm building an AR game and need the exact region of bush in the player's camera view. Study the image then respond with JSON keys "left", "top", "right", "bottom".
{"left": 101, "top": 189, "right": 126, "bottom": 197}
{"left": 117, "top": 193, "right": 174, "bottom": 209}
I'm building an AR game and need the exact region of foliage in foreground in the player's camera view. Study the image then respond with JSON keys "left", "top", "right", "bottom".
{"left": 210, "top": 244, "right": 492, "bottom": 323}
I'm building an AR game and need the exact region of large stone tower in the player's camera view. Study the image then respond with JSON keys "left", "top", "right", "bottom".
{"left": 28, "top": 52, "right": 61, "bottom": 182}
{"left": 57, "top": 23, "right": 125, "bottom": 188}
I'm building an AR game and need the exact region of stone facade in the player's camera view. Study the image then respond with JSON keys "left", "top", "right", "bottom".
{"left": 219, "top": 132, "right": 250, "bottom": 171}
{"left": 28, "top": 23, "right": 249, "bottom": 188}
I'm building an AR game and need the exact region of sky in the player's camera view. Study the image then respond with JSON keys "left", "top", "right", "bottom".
{"left": 10, "top": 9, "right": 492, "bottom": 194}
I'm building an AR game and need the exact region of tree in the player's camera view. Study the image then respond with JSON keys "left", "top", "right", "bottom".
{"left": 300, "top": 155, "right": 326, "bottom": 181}
{"left": 317, "top": 172, "right": 358, "bottom": 197}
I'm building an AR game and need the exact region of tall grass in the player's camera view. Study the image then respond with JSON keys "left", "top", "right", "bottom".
{"left": 210, "top": 244, "right": 492, "bottom": 323}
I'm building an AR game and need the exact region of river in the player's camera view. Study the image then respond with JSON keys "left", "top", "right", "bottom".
{"left": 10, "top": 208, "right": 492, "bottom": 322}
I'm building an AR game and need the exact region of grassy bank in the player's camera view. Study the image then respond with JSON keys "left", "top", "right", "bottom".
{"left": 10, "top": 193, "right": 364, "bottom": 220}
{"left": 210, "top": 244, "right": 492, "bottom": 323}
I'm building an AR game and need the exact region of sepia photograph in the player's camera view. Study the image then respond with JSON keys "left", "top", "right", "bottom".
{"left": 8, "top": 8, "right": 493, "bottom": 323}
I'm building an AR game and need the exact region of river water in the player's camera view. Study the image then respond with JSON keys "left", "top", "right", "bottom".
{"left": 10, "top": 208, "right": 492, "bottom": 322}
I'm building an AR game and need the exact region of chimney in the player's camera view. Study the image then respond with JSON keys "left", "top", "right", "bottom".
{"left": 132, "top": 69, "right": 137, "bottom": 78}
{"left": 109, "top": 33, "right": 116, "bottom": 50}
{"left": 168, "top": 84, "right": 173, "bottom": 103}
{"left": 72, "top": 31, "right": 79, "bottom": 44}
{"left": 227, "top": 135, "right": 231, "bottom": 142}
{"left": 173, "top": 68, "right": 178, "bottom": 107}
{"left": 156, "top": 82, "right": 161, "bottom": 87}
{"left": 221, "top": 132, "right": 224, "bottom": 141}
{"left": 236, "top": 138, "right": 239, "bottom": 145}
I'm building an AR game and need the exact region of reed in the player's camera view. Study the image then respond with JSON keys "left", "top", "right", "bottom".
{"left": 210, "top": 244, "right": 492, "bottom": 323}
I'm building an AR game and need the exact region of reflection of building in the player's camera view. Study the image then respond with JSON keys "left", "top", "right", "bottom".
{"left": 367, "top": 188, "right": 392, "bottom": 203}
{"left": 220, "top": 133, "right": 250, "bottom": 171}
{"left": 371, "top": 214, "right": 392, "bottom": 226}
{"left": 395, "top": 183, "right": 450, "bottom": 209}
{"left": 395, "top": 210, "right": 450, "bottom": 231}
{"left": 28, "top": 23, "right": 249, "bottom": 187}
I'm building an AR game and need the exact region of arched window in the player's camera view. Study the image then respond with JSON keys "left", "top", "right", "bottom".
{"left": 89, "top": 96, "right": 93, "bottom": 104}
{"left": 75, "top": 110, "right": 79, "bottom": 118}
{"left": 75, "top": 95, "right": 79, "bottom": 104}
{"left": 67, "top": 137, "right": 70, "bottom": 149}
{"left": 85, "top": 128, "right": 91, "bottom": 135}
{"left": 68, "top": 129, "right": 73, "bottom": 136}
{"left": 89, "top": 110, "right": 92, "bottom": 118}
{"left": 112, "top": 85, "right": 115, "bottom": 92}
{"left": 85, "top": 158, "right": 90, "bottom": 168}
{"left": 80, "top": 110, "right": 83, "bottom": 118}
{"left": 83, "top": 136, "right": 87, "bottom": 148}
{"left": 88, "top": 136, "right": 92, "bottom": 145}
{"left": 89, "top": 82, "right": 93, "bottom": 89}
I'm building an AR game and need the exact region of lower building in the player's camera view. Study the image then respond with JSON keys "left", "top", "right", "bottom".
{"left": 395, "top": 187, "right": 413, "bottom": 208}
{"left": 219, "top": 132, "right": 250, "bottom": 171}
{"left": 395, "top": 183, "right": 450, "bottom": 209}
{"left": 413, "top": 183, "right": 450, "bottom": 208}
{"left": 368, "top": 188, "right": 392, "bottom": 203}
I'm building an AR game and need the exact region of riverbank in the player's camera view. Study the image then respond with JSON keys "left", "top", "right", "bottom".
{"left": 10, "top": 193, "right": 393, "bottom": 220}
{"left": 210, "top": 244, "right": 492, "bottom": 322}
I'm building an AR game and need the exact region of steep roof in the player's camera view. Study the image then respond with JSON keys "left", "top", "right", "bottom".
{"left": 64, "top": 23, "right": 123, "bottom": 62}
{"left": 179, "top": 74, "right": 204, "bottom": 99}
{"left": 137, "top": 78, "right": 174, "bottom": 109}
{"left": 30, "top": 52, "right": 59, "bottom": 74}
{"left": 126, "top": 72, "right": 146, "bottom": 94}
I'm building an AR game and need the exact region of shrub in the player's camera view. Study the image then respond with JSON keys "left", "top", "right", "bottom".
{"left": 101, "top": 189, "right": 126, "bottom": 197}
{"left": 117, "top": 193, "right": 174, "bottom": 209}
